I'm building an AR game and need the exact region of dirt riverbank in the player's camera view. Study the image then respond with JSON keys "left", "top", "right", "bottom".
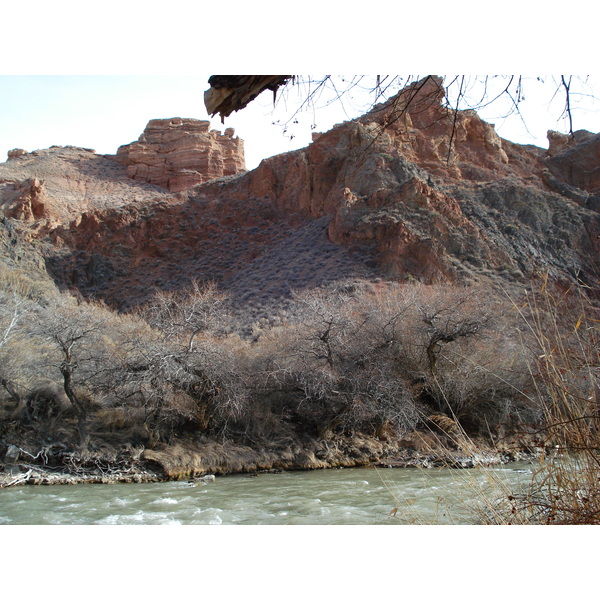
{"left": 0, "top": 430, "right": 543, "bottom": 487}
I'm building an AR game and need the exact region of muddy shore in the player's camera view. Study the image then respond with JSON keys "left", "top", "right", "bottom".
{"left": 0, "top": 431, "right": 542, "bottom": 488}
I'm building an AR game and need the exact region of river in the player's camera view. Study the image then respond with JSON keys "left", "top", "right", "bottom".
{"left": 0, "top": 463, "right": 535, "bottom": 525}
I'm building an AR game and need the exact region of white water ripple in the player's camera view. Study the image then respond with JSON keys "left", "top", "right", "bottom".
{"left": 0, "top": 463, "right": 536, "bottom": 525}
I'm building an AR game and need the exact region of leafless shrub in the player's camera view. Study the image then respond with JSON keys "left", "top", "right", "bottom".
{"left": 251, "top": 284, "right": 424, "bottom": 438}
{"left": 127, "top": 286, "right": 250, "bottom": 442}
{"left": 142, "top": 279, "right": 230, "bottom": 344}
{"left": 362, "top": 282, "right": 537, "bottom": 436}
{"left": 3, "top": 233, "right": 587, "bottom": 485}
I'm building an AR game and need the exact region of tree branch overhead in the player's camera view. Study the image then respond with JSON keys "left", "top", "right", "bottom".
{"left": 204, "top": 75, "right": 292, "bottom": 122}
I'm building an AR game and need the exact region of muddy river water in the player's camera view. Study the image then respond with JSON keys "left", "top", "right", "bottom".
{"left": 0, "top": 462, "right": 536, "bottom": 525}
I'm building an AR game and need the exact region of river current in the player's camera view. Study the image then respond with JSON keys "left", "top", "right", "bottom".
{"left": 0, "top": 463, "right": 535, "bottom": 525}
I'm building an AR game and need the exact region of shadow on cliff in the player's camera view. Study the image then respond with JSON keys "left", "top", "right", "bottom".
{"left": 43, "top": 184, "right": 379, "bottom": 335}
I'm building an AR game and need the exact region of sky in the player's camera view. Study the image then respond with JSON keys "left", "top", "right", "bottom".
{"left": 1, "top": 3, "right": 598, "bottom": 170}
{"left": 1, "top": 74, "right": 598, "bottom": 171}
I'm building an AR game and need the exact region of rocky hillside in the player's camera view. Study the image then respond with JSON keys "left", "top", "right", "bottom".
{"left": 227, "top": 76, "right": 599, "bottom": 288}
{"left": 1, "top": 76, "right": 598, "bottom": 326}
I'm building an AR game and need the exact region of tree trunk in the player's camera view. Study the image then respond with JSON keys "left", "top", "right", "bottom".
{"left": 426, "top": 342, "right": 438, "bottom": 374}
{"left": 0, "top": 378, "right": 31, "bottom": 421}
{"left": 60, "top": 362, "right": 89, "bottom": 449}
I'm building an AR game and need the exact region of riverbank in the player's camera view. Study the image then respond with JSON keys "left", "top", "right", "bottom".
{"left": 0, "top": 430, "right": 543, "bottom": 488}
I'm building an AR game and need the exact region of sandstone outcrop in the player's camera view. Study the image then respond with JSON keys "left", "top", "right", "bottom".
{"left": 115, "top": 118, "right": 246, "bottom": 192}
{"left": 0, "top": 145, "right": 174, "bottom": 229}
{"left": 7, "top": 149, "right": 28, "bottom": 161}
{"left": 545, "top": 130, "right": 600, "bottom": 195}
{"left": 545, "top": 130, "right": 595, "bottom": 156}
{"left": 218, "top": 76, "right": 598, "bottom": 285}
{"left": 235, "top": 76, "right": 546, "bottom": 215}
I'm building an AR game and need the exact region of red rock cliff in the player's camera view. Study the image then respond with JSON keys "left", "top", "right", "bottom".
{"left": 217, "top": 76, "right": 598, "bottom": 285}
{"left": 1, "top": 77, "right": 598, "bottom": 311}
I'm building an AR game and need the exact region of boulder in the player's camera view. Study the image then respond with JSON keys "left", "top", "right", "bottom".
{"left": 545, "top": 130, "right": 600, "bottom": 195}
{"left": 7, "top": 148, "right": 28, "bottom": 161}
{"left": 0, "top": 177, "right": 48, "bottom": 222}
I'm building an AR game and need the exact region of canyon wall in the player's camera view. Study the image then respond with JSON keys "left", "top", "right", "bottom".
{"left": 1, "top": 76, "right": 598, "bottom": 312}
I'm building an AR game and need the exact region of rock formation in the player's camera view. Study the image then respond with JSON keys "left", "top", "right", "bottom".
{"left": 7, "top": 148, "right": 28, "bottom": 161}
{"left": 545, "top": 130, "right": 600, "bottom": 195}
{"left": 0, "top": 145, "right": 172, "bottom": 229}
{"left": 0, "top": 76, "right": 598, "bottom": 317}
{"left": 0, "top": 177, "right": 48, "bottom": 222}
{"left": 218, "top": 76, "right": 599, "bottom": 286}
{"left": 115, "top": 118, "right": 246, "bottom": 192}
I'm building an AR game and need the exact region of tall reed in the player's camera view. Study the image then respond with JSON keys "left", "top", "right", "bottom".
{"left": 483, "top": 277, "right": 599, "bottom": 524}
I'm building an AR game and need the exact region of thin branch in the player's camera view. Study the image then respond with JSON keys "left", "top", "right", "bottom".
{"left": 561, "top": 75, "right": 574, "bottom": 135}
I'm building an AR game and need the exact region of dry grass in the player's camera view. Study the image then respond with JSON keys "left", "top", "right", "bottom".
{"left": 475, "top": 278, "right": 600, "bottom": 524}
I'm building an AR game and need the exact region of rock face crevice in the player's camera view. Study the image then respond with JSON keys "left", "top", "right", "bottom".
{"left": 115, "top": 118, "right": 246, "bottom": 192}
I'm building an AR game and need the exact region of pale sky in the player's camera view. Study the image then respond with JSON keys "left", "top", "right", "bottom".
{"left": 2, "top": 1, "right": 598, "bottom": 172}
{"left": 0, "top": 74, "right": 370, "bottom": 169}
{"left": 1, "top": 74, "right": 598, "bottom": 171}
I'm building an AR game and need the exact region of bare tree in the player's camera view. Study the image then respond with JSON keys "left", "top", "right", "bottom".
{"left": 263, "top": 284, "right": 421, "bottom": 438}
{"left": 35, "top": 297, "right": 115, "bottom": 448}
{"left": 134, "top": 283, "right": 246, "bottom": 440}
{"left": 143, "top": 280, "right": 229, "bottom": 351}
{"left": 417, "top": 292, "right": 491, "bottom": 375}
